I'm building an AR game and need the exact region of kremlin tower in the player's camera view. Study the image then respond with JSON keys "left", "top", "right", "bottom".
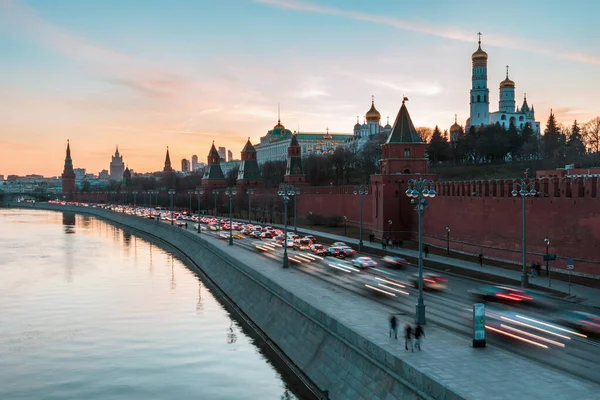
{"left": 201, "top": 142, "right": 226, "bottom": 190}
{"left": 163, "top": 147, "right": 174, "bottom": 176}
{"left": 284, "top": 134, "right": 306, "bottom": 185}
{"left": 236, "top": 138, "right": 263, "bottom": 188}
{"left": 61, "top": 140, "right": 76, "bottom": 200}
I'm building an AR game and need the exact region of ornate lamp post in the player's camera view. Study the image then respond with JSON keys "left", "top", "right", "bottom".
{"left": 406, "top": 178, "right": 436, "bottom": 325}
{"left": 343, "top": 215, "right": 347, "bottom": 236}
{"left": 292, "top": 187, "right": 300, "bottom": 233}
{"left": 246, "top": 188, "right": 255, "bottom": 223}
{"left": 168, "top": 189, "right": 176, "bottom": 225}
{"left": 511, "top": 171, "right": 537, "bottom": 288}
{"left": 353, "top": 185, "right": 369, "bottom": 252}
{"left": 195, "top": 188, "right": 204, "bottom": 233}
{"left": 446, "top": 226, "right": 451, "bottom": 255}
{"left": 308, "top": 211, "right": 313, "bottom": 229}
{"left": 132, "top": 190, "right": 138, "bottom": 207}
{"left": 142, "top": 190, "right": 147, "bottom": 207}
{"left": 225, "top": 187, "right": 237, "bottom": 245}
{"left": 277, "top": 184, "right": 297, "bottom": 269}
{"left": 388, "top": 219, "right": 393, "bottom": 238}
{"left": 212, "top": 189, "right": 219, "bottom": 217}
{"left": 544, "top": 237, "right": 551, "bottom": 287}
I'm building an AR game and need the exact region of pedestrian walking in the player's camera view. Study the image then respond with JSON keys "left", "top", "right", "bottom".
{"left": 389, "top": 315, "right": 398, "bottom": 339}
{"left": 478, "top": 254, "right": 483, "bottom": 267}
{"left": 424, "top": 246, "right": 429, "bottom": 258}
{"left": 414, "top": 324, "right": 425, "bottom": 351}
{"left": 381, "top": 238, "right": 386, "bottom": 250}
{"left": 404, "top": 323, "right": 413, "bottom": 352}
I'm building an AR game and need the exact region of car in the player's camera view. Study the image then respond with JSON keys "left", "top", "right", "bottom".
{"left": 325, "top": 247, "right": 346, "bottom": 259}
{"left": 556, "top": 310, "right": 600, "bottom": 336}
{"left": 249, "top": 231, "right": 262, "bottom": 239}
{"left": 282, "top": 239, "right": 297, "bottom": 249}
{"left": 273, "top": 235, "right": 286, "bottom": 244}
{"left": 209, "top": 224, "right": 219, "bottom": 231}
{"left": 310, "top": 244, "right": 327, "bottom": 255}
{"left": 297, "top": 238, "right": 313, "bottom": 250}
{"left": 409, "top": 273, "right": 448, "bottom": 291}
{"left": 332, "top": 241, "right": 347, "bottom": 247}
{"left": 338, "top": 246, "right": 356, "bottom": 258}
{"left": 260, "top": 231, "right": 273, "bottom": 239}
{"left": 382, "top": 256, "right": 410, "bottom": 267}
{"left": 467, "top": 285, "right": 553, "bottom": 308}
{"left": 304, "top": 235, "right": 316, "bottom": 242}
{"left": 233, "top": 233, "right": 245, "bottom": 239}
{"left": 353, "top": 257, "right": 377, "bottom": 268}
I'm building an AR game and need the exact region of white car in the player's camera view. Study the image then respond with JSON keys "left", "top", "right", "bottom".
{"left": 282, "top": 239, "right": 297, "bottom": 249}
{"left": 352, "top": 257, "right": 377, "bottom": 269}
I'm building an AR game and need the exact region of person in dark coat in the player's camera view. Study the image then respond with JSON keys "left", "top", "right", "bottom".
{"left": 404, "top": 323, "right": 413, "bottom": 352}
{"left": 414, "top": 324, "right": 425, "bottom": 351}
{"left": 389, "top": 315, "right": 398, "bottom": 339}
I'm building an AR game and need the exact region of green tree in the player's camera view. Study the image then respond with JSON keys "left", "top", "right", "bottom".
{"left": 225, "top": 165, "right": 240, "bottom": 187}
{"left": 566, "top": 120, "right": 587, "bottom": 164}
{"left": 506, "top": 120, "right": 523, "bottom": 160}
{"left": 542, "top": 111, "right": 560, "bottom": 160}
{"left": 259, "top": 161, "right": 287, "bottom": 188}
{"left": 426, "top": 126, "right": 450, "bottom": 163}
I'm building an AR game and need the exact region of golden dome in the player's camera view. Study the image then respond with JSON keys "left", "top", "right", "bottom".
{"left": 500, "top": 68, "right": 515, "bottom": 88}
{"left": 365, "top": 97, "right": 381, "bottom": 122}
{"left": 472, "top": 40, "right": 488, "bottom": 67}
{"left": 450, "top": 114, "right": 461, "bottom": 133}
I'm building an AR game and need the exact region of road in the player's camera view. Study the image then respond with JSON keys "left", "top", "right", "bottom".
{"left": 168, "top": 218, "right": 600, "bottom": 385}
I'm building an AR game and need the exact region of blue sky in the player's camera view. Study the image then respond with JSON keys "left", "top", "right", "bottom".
{"left": 1, "top": 0, "right": 599, "bottom": 175}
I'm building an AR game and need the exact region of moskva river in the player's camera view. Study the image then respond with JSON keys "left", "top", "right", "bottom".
{"left": 0, "top": 209, "right": 306, "bottom": 399}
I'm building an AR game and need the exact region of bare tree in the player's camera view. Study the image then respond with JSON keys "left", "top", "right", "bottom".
{"left": 583, "top": 117, "right": 600, "bottom": 161}
{"left": 416, "top": 126, "right": 433, "bottom": 143}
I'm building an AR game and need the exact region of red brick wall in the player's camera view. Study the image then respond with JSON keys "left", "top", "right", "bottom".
{"left": 416, "top": 196, "right": 600, "bottom": 275}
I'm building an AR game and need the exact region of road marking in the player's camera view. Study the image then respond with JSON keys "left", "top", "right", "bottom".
{"left": 328, "top": 264, "right": 352, "bottom": 273}
{"left": 337, "top": 263, "right": 360, "bottom": 272}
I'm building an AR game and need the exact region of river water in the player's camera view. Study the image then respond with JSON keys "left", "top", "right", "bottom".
{"left": 0, "top": 209, "right": 306, "bottom": 400}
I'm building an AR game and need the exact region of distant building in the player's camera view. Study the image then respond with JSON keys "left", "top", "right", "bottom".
{"left": 227, "top": 150, "right": 233, "bottom": 162}
{"left": 74, "top": 168, "right": 86, "bottom": 182}
{"left": 98, "top": 170, "right": 110, "bottom": 180}
{"left": 0, "top": 175, "right": 4, "bottom": 181}
{"left": 109, "top": 146, "right": 125, "bottom": 181}
{"left": 181, "top": 158, "right": 190, "bottom": 172}
{"left": 536, "top": 165, "right": 600, "bottom": 179}
{"left": 221, "top": 160, "right": 241, "bottom": 176}
{"left": 191, "top": 154, "right": 199, "bottom": 171}
{"left": 218, "top": 146, "right": 226, "bottom": 162}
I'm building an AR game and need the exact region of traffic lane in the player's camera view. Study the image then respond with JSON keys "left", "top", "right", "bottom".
{"left": 185, "top": 225, "right": 600, "bottom": 384}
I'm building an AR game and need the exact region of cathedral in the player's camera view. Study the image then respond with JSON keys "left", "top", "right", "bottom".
{"left": 352, "top": 96, "right": 393, "bottom": 138}
{"left": 466, "top": 35, "right": 540, "bottom": 135}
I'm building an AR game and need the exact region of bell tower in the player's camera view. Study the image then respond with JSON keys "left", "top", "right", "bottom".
{"left": 469, "top": 32, "right": 490, "bottom": 129}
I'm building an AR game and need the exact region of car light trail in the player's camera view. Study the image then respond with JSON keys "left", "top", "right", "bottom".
{"left": 295, "top": 254, "right": 314, "bottom": 262}
{"left": 336, "top": 263, "right": 360, "bottom": 272}
{"left": 515, "top": 315, "right": 588, "bottom": 338}
{"left": 500, "top": 317, "right": 571, "bottom": 340}
{"left": 377, "top": 284, "right": 409, "bottom": 295}
{"left": 300, "top": 254, "right": 316, "bottom": 261}
{"left": 310, "top": 254, "right": 324, "bottom": 260}
{"left": 328, "top": 264, "right": 352, "bottom": 273}
{"left": 289, "top": 256, "right": 304, "bottom": 263}
{"left": 372, "top": 268, "right": 394, "bottom": 276}
{"left": 486, "top": 326, "right": 549, "bottom": 349}
{"left": 365, "top": 284, "right": 396, "bottom": 297}
{"left": 375, "top": 277, "right": 407, "bottom": 288}
{"left": 500, "top": 324, "right": 566, "bottom": 347}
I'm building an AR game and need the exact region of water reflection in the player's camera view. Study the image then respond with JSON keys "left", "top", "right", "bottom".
{"left": 170, "top": 254, "right": 176, "bottom": 291}
{"left": 62, "top": 212, "right": 74, "bottom": 283}
{"left": 62, "top": 212, "right": 75, "bottom": 234}
{"left": 227, "top": 320, "right": 238, "bottom": 346}
{"left": 196, "top": 282, "right": 204, "bottom": 315}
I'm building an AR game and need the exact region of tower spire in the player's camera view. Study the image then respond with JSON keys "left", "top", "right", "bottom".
{"left": 278, "top": 103, "right": 281, "bottom": 124}
{"left": 477, "top": 31, "right": 482, "bottom": 45}
{"left": 455, "top": 114, "right": 457, "bottom": 123}
{"left": 506, "top": 65, "right": 509, "bottom": 78}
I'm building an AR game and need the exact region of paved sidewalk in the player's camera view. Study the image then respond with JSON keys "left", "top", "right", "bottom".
{"left": 195, "top": 223, "right": 600, "bottom": 400}
{"left": 208, "top": 215, "right": 600, "bottom": 308}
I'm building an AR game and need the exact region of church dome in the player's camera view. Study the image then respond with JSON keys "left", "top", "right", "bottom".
{"left": 365, "top": 98, "right": 381, "bottom": 122}
{"left": 450, "top": 115, "right": 461, "bottom": 134}
{"left": 472, "top": 42, "right": 488, "bottom": 67}
{"left": 500, "top": 74, "right": 515, "bottom": 89}
{"left": 354, "top": 116, "right": 361, "bottom": 130}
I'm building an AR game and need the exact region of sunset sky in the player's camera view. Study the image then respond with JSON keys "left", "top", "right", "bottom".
{"left": 1, "top": 0, "right": 599, "bottom": 177}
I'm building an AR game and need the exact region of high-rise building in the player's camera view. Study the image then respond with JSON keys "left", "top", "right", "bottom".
{"left": 74, "top": 168, "right": 86, "bottom": 182}
{"left": 181, "top": 158, "right": 190, "bottom": 172}
{"left": 227, "top": 150, "right": 233, "bottom": 162}
{"left": 109, "top": 146, "right": 125, "bottom": 181}
{"left": 191, "top": 154, "right": 198, "bottom": 171}
{"left": 218, "top": 146, "right": 226, "bottom": 162}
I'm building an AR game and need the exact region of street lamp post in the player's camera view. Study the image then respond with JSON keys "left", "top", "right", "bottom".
{"left": 406, "top": 178, "right": 437, "bottom": 325}
{"left": 293, "top": 188, "right": 300, "bottom": 234}
{"left": 388, "top": 219, "right": 393, "bottom": 238}
{"left": 142, "top": 190, "right": 147, "bottom": 207}
{"left": 247, "top": 188, "right": 255, "bottom": 223}
{"left": 212, "top": 190, "right": 219, "bottom": 217}
{"left": 278, "top": 184, "right": 297, "bottom": 269}
{"left": 195, "top": 188, "right": 204, "bottom": 233}
{"left": 225, "top": 187, "right": 237, "bottom": 245}
{"left": 446, "top": 226, "right": 451, "bottom": 255}
{"left": 545, "top": 237, "right": 551, "bottom": 287}
{"left": 168, "top": 189, "right": 176, "bottom": 225}
{"left": 353, "top": 185, "right": 369, "bottom": 252}
{"left": 511, "top": 171, "right": 537, "bottom": 288}
{"left": 132, "top": 190, "right": 138, "bottom": 207}
{"left": 343, "top": 216, "right": 347, "bottom": 236}
{"left": 187, "top": 190, "right": 195, "bottom": 213}
{"left": 308, "top": 211, "right": 313, "bottom": 229}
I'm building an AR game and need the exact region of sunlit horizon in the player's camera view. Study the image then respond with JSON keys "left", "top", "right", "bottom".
{"left": 1, "top": 0, "right": 599, "bottom": 176}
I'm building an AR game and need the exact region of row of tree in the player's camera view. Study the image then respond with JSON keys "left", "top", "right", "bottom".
{"left": 426, "top": 115, "right": 600, "bottom": 167}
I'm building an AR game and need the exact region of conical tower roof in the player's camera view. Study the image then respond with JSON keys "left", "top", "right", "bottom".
{"left": 290, "top": 133, "right": 300, "bottom": 147}
{"left": 386, "top": 99, "right": 422, "bottom": 144}
{"left": 241, "top": 138, "right": 256, "bottom": 153}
